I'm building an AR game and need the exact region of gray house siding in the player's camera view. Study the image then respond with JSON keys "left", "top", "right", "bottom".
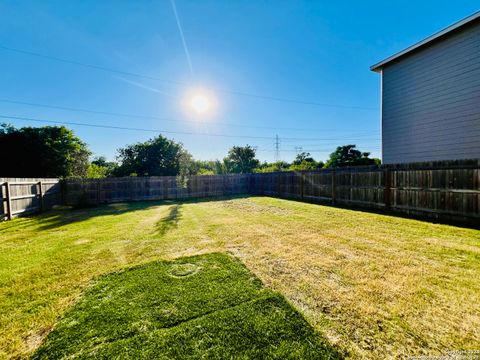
{"left": 381, "top": 20, "right": 480, "bottom": 164}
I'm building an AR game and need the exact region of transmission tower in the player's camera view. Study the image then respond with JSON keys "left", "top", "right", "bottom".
{"left": 274, "top": 134, "right": 280, "bottom": 162}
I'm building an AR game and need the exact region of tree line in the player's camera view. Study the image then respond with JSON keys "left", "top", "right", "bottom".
{"left": 0, "top": 123, "right": 380, "bottom": 178}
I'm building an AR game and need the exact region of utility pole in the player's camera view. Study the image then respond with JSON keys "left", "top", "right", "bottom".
{"left": 274, "top": 134, "right": 280, "bottom": 162}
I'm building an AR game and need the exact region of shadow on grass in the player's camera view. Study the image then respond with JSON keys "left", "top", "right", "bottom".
{"left": 32, "top": 252, "right": 343, "bottom": 359}
{"left": 34, "top": 202, "right": 159, "bottom": 231}
{"left": 27, "top": 195, "right": 251, "bottom": 232}
{"left": 156, "top": 204, "right": 182, "bottom": 236}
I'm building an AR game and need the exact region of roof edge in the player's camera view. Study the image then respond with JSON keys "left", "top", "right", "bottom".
{"left": 370, "top": 11, "right": 480, "bottom": 72}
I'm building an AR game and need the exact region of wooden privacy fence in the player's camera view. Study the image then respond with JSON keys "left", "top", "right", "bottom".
{"left": 251, "top": 163, "right": 479, "bottom": 223}
{"left": 251, "top": 167, "right": 385, "bottom": 208}
{"left": 0, "top": 178, "right": 61, "bottom": 220}
{"left": 2, "top": 161, "right": 479, "bottom": 224}
{"left": 63, "top": 174, "right": 251, "bottom": 205}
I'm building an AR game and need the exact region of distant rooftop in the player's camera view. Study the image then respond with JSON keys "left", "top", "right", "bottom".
{"left": 370, "top": 11, "right": 480, "bottom": 72}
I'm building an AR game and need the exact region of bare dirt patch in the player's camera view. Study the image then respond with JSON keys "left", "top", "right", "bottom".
{"left": 74, "top": 239, "right": 90, "bottom": 245}
{"left": 25, "top": 326, "right": 52, "bottom": 354}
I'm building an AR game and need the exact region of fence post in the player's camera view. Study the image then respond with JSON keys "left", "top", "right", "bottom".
{"left": 384, "top": 168, "right": 391, "bottom": 210}
{"left": 277, "top": 172, "right": 281, "bottom": 197}
{"left": 60, "top": 179, "right": 66, "bottom": 205}
{"left": 96, "top": 180, "right": 101, "bottom": 205}
{"left": 301, "top": 171, "right": 305, "bottom": 200}
{"left": 5, "top": 182, "right": 12, "bottom": 220}
{"left": 331, "top": 170, "right": 336, "bottom": 204}
{"left": 129, "top": 177, "right": 134, "bottom": 201}
{"left": 38, "top": 181, "right": 44, "bottom": 212}
{"left": 249, "top": 173, "right": 256, "bottom": 195}
{"left": 1, "top": 183, "right": 5, "bottom": 219}
{"left": 223, "top": 175, "right": 228, "bottom": 197}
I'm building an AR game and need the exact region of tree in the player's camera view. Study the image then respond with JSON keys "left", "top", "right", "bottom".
{"left": 292, "top": 152, "right": 315, "bottom": 165}
{"left": 254, "top": 152, "right": 328, "bottom": 173}
{"left": 289, "top": 152, "right": 324, "bottom": 171}
{"left": 87, "top": 156, "right": 118, "bottom": 178}
{"left": 190, "top": 160, "right": 227, "bottom": 175}
{"left": 324, "top": 145, "right": 380, "bottom": 168}
{"left": 210, "top": 160, "right": 228, "bottom": 174}
{"left": 0, "top": 123, "right": 90, "bottom": 177}
{"left": 223, "top": 145, "right": 260, "bottom": 174}
{"left": 114, "top": 135, "right": 192, "bottom": 177}
{"left": 255, "top": 161, "right": 290, "bottom": 173}
{"left": 86, "top": 163, "right": 108, "bottom": 178}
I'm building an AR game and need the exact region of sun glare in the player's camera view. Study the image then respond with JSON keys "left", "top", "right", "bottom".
{"left": 190, "top": 94, "right": 211, "bottom": 114}
{"left": 183, "top": 88, "right": 217, "bottom": 118}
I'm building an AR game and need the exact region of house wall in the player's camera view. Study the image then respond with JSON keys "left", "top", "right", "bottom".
{"left": 381, "top": 19, "right": 480, "bottom": 164}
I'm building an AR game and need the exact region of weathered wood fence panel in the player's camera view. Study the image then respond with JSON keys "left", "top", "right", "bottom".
{"left": 0, "top": 178, "right": 61, "bottom": 219}
{"left": 389, "top": 167, "right": 480, "bottom": 218}
{"left": 63, "top": 174, "right": 250, "bottom": 206}
{"left": 251, "top": 163, "right": 479, "bottom": 223}
{"left": 252, "top": 167, "right": 384, "bottom": 207}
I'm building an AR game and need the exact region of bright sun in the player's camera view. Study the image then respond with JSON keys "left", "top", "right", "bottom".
{"left": 190, "top": 94, "right": 211, "bottom": 114}
{"left": 183, "top": 88, "right": 217, "bottom": 117}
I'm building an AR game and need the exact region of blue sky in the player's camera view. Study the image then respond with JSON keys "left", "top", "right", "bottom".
{"left": 1, "top": 1, "right": 478, "bottom": 163}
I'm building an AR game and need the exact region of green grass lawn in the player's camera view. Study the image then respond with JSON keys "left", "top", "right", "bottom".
{"left": 32, "top": 253, "right": 337, "bottom": 359}
{"left": 1, "top": 196, "right": 479, "bottom": 359}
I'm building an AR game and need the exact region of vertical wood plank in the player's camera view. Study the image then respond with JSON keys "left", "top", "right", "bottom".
{"left": 301, "top": 171, "right": 305, "bottom": 200}
{"left": 38, "top": 181, "right": 44, "bottom": 212}
{"left": 331, "top": 170, "right": 336, "bottom": 204}
{"left": 384, "top": 169, "right": 391, "bottom": 210}
{"left": 5, "top": 182, "right": 12, "bottom": 220}
{"left": 1, "top": 182, "right": 5, "bottom": 219}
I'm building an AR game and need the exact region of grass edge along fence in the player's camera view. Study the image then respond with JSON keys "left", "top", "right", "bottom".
{"left": 2, "top": 159, "right": 479, "bottom": 224}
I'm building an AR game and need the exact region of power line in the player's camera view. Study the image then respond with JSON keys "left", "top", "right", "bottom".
{"left": 0, "top": 115, "right": 272, "bottom": 140}
{"left": 294, "top": 146, "right": 303, "bottom": 155}
{"left": 0, "top": 98, "right": 381, "bottom": 135}
{"left": 0, "top": 44, "right": 378, "bottom": 111}
{"left": 280, "top": 137, "right": 380, "bottom": 143}
{"left": 282, "top": 135, "right": 379, "bottom": 141}
{"left": 0, "top": 45, "right": 184, "bottom": 85}
{"left": 0, "top": 114, "right": 382, "bottom": 143}
{"left": 0, "top": 98, "right": 172, "bottom": 121}
{"left": 258, "top": 147, "right": 381, "bottom": 152}
{"left": 221, "top": 90, "right": 378, "bottom": 110}
{"left": 257, "top": 139, "right": 381, "bottom": 146}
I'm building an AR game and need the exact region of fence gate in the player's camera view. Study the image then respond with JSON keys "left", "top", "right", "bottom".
{"left": 0, "top": 178, "right": 61, "bottom": 220}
